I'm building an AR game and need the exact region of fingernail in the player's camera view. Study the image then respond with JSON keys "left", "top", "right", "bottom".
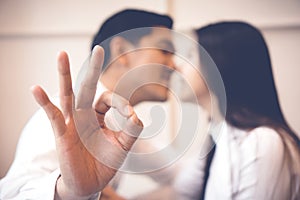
{"left": 93, "top": 45, "right": 100, "bottom": 53}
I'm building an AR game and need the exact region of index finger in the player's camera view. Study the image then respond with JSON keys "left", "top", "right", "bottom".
{"left": 95, "top": 91, "right": 133, "bottom": 117}
{"left": 95, "top": 91, "right": 143, "bottom": 138}
{"left": 76, "top": 45, "right": 104, "bottom": 109}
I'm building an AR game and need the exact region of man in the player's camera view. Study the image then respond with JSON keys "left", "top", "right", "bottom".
{"left": 0, "top": 9, "right": 175, "bottom": 199}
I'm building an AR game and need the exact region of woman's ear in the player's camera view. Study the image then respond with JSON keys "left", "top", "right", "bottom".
{"left": 109, "top": 37, "right": 131, "bottom": 67}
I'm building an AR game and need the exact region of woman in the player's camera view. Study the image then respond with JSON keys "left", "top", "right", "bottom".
{"left": 174, "top": 22, "right": 300, "bottom": 199}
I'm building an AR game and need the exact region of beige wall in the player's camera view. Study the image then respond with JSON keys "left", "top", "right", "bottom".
{"left": 1, "top": 0, "right": 299, "bottom": 178}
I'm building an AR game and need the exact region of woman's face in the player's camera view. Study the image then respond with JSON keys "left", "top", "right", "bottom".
{"left": 175, "top": 62, "right": 209, "bottom": 102}
{"left": 172, "top": 31, "right": 210, "bottom": 104}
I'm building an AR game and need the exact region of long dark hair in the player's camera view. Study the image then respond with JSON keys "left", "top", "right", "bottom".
{"left": 196, "top": 21, "right": 300, "bottom": 145}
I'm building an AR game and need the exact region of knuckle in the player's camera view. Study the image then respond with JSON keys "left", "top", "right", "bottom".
{"left": 50, "top": 109, "right": 62, "bottom": 121}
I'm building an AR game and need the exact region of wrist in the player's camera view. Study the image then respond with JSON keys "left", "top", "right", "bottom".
{"left": 55, "top": 175, "right": 99, "bottom": 200}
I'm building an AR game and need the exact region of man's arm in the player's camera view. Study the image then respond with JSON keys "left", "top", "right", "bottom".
{"left": 0, "top": 107, "right": 61, "bottom": 200}
{"left": 1, "top": 46, "right": 143, "bottom": 200}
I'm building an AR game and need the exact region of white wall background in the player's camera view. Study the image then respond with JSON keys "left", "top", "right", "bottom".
{"left": 0, "top": 0, "right": 299, "bottom": 178}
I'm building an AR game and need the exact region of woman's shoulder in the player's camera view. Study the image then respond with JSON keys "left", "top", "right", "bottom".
{"left": 248, "top": 126, "right": 283, "bottom": 144}
{"left": 244, "top": 126, "right": 284, "bottom": 153}
{"left": 227, "top": 125, "right": 283, "bottom": 150}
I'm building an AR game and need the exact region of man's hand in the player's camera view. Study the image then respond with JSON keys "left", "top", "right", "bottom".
{"left": 31, "top": 46, "right": 143, "bottom": 200}
{"left": 100, "top": 186, "right": 126, "bottom": 200}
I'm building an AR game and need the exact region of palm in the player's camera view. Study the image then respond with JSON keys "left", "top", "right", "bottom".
{"left": 31, "top": 46, "right": 143, "bottom": 199}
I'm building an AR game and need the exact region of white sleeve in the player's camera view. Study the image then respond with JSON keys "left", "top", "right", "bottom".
{"left": 0, "top": 107, "right": 61, "bottom": 199}
{"left": 173, "top": 158, "right": 206, "bottom": 200}
{"left": 230, "top": 127, "right": 293, "bottom": 200}
{"left": 172, "top": 135, "right": 214, "bottom": 200}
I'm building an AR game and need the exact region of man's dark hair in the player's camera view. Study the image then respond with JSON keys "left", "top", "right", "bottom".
{"left": 91, "top": 9, "right": 173, "bottom": 69}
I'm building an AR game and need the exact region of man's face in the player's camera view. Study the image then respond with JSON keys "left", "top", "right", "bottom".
{"left": 123, "top": 28, "right": 176, "bottom": 103}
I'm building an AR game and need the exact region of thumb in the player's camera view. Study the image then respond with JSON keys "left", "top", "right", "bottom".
{"left": 31, "top": 85, "right": 67, "bottom": 137}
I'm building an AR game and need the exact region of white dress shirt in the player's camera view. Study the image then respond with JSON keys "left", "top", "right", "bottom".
{"left": 174, "top": 123, "right": 300, "bottom": 200}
